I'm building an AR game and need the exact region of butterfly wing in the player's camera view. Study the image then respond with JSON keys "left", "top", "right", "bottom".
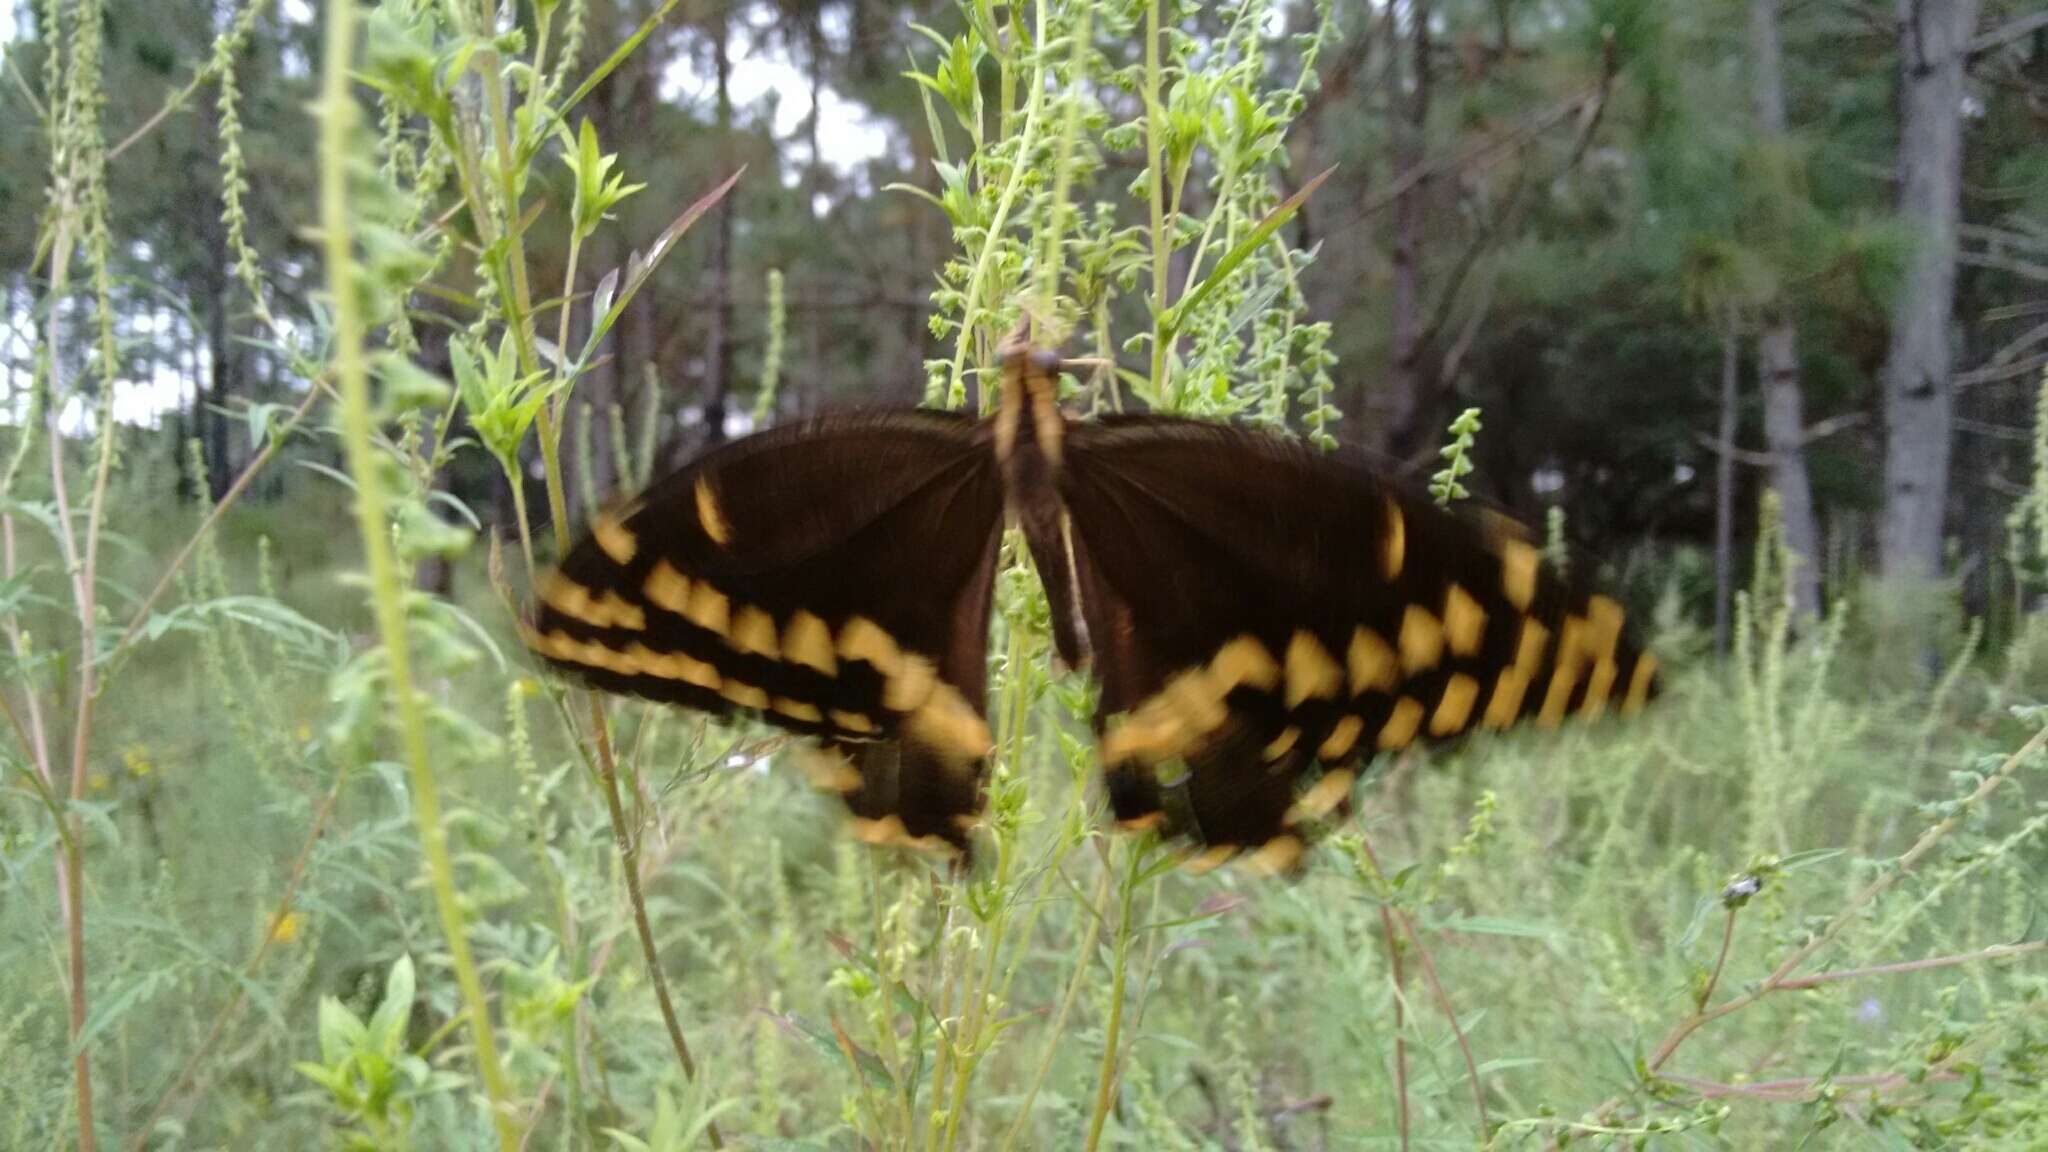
{"left": 526, "top": 411, "right": 1006, "bottom": 855}
{"left": 1055, "top": 415, "right": 1658, "bottom": 871}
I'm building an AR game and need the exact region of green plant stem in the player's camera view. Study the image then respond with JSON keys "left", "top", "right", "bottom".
{"left": 555, "top": 232, "right": 583, "bottom": 383}
{"left": 924, "top": 887, "right": 968, "bottom": 1149}
{"left": 587, "top": 694, "right": 723, "bottom": 1147}
{"left": 1142, "top": 0, "right": 1169, "bottom": 404}
{"left": 1084, "top": 839, "right": 1148, "bottom": 1152}
{"left": 863, "top": 856, "right": 913, "bottom": 1137}
{"left": 318, "top": 3, "right": 520, "bottom": 1145}
{"left": 36, "top": 152, "right": 96, "bottom": 1152}
{"left": 944, "top": 0, "right": 1051, "bottom": 400}
{"left": 1031, "top": 0, "right": 1090, "bottom": 318}
{"left": 938, "top": 842, "right": 1010, "bottom": 1150}
{"left": 505, "top": 461, "right": 539, "bottom": 585}
{"left": 934, "top": 615, "right": 1035, "bottom": 1151}
{"left": 1378, "top": 900, "right": 1410, "bottom": 1152}
{"left": 1001, "top": 863, "right": 1110, "bottom": 1152}
{"left": 1357, "top": 833, "right": 1487, "bottom": 1131}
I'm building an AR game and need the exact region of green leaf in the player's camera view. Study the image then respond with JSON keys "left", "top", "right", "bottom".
{"left": 1775, "top": 848, "right": 1847, "bottom": 874}
{"left": 580, "top": 169, "right": 746, "bottom": 366}
{"left": 318, "top": 995, "right": 367, "bottom": 1067}
{"left": 369, "top": 955, "right": 415, "bottom": 1056}
{"left": 1161, "top": 166, "right": 1334, "bottom": 337}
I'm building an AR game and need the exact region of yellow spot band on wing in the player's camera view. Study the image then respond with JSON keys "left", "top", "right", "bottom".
{"left": 1099, "top": 635, "right": 1280, "bottom": 767}
{"left": 830, "top": 710, "right": 877, "bottom": 735}
{"left": 1318, "top": 715, "right": 1365, "bottom": 762}
{"left": 1431, "top": 674, "right": 1480, "bottom": 736}
{"left": 1580, "top": 657, "right": 1618, "bottom": 719}
{"left": 1587, "top": 596, "right": 1626, "bottom": 659}
{"left": 629, "top": 644, "right": 722, "bottom": 691}
{"left": 785, "top": 611, "right": 838, "bottom": 675}
{"left": 1379, "top": 697, "right": 1425, "bottom": 750}
{"left": 1443, "top": 584, "right": 1487, "bottom": 656}
{"left": 720, "top": 681, "right": 769, "bottom": 710}
{"left": 1284, "top": 631, "right": 1343, "bottom": 708}
{"left": 771, "top": 697, "right": 823, "bottom": 723}
{"left": 729, "top": 605, "right": 778, "bottom": 657}
{"left": 540, "top": 577, "right": 647, "bottom": 631}
{"left": 694, "top": 475, "right": 732, "bottom": 546}
{"left": 593, "top": 517, "right": 637, "bottom": 564}
{"left": 1482, "top": 668, "right": 1530, "bottom": 729}
{"left": 838, "top": 616, "right": 902, "bottom": 675}
{"left": 684, "top": 581, "right": 731, "bottom": 637}
{"left": 1514, "top": 617, "right": 1551, "bottom": 677}
{"left": 796, "top": 748, "right": 863, "bottom": 794}
{"left": 1399, "top": 605, "right": 1444, "bottom": 673}
{"left": 904, "top": 682, "right": 994, "bottom": 765}
{"left": 1212, "top": 635, "right": 1281, "bottom": 692}
{"left": 1241, "top": 835, "right": 1305, "bottom": 876}
{"left": 1382, "top": 498, "right": 1406, "bottom": 581}
{"left": 1348, "top": 628, "right": 1398, "bottom": 694}
{"left": 1287, "top": 769, "right": 1355, "bottom": 826}
{"left": 849, "top": 815, "right": 958, "bottom": 856}
{"left": 1622, "top": 654, "right": 1658, "bottom": 715}
{"left": 1263, "top": 726, "right": 1301, "bottom": 761}
{"left": 882, "top": 655, "right": 938, "bottom": 713}
{"left": 1537, "top": 616, "right": 1587, "bottom": 729}
{"left": 1501, "top": 540, "right": 1541, "bottom": 611}
{"left": 643, "top": 561, "right": 692, "bottom": 614}
{"left": 1101, "top": 710, "right": 1184, "bottom": 765}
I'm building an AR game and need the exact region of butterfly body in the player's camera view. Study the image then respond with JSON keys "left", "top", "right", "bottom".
{"left": 526, "top": 343, "right": 1657, "bottom": 868}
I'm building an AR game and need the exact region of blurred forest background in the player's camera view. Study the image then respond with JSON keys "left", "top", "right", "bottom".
{"left": 3, "top": 1, "right": 2048, "bottom": 1150}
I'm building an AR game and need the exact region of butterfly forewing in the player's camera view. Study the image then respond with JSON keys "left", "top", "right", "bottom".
{"left": 527, "top": 412, "right": 1006, "bottom": 854}
{"left": 1055, "top": 415, "right": 1658, "bottom": 870}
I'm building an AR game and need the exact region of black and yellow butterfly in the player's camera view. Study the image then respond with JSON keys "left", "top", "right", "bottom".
{"left": 523, "top": 341, "right": 1657, "bottom": 872}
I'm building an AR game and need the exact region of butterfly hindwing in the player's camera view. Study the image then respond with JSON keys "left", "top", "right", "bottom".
{"left": 527, "top": 412, "right": 1006, "bottom": 854}
{"left": 1055, "top": 415, "right": 1657, "bottom": 869}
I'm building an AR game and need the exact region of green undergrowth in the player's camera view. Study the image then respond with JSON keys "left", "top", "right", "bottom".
{"left": 3, "top": 446, "right": 2045, "bottom": 1148}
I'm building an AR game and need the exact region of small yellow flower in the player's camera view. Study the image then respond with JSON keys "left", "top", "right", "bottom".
{"left": 87, "top": 772, "right": 111, "bottom": 794}
{"left": 121, "top": 745, "right": 154, "bottom": 778}
{"left": 514, "top": 677, "right": 539, "bottom": 699}
{"left": 294, "top": 724, "right": 313, "bottom": 744}
{"left": 269, "top": 911, "right": 304, "bottom": 944}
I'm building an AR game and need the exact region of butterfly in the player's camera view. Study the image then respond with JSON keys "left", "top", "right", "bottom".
{"left": 522, "top": 340, "right": 1658, "bottom": 873}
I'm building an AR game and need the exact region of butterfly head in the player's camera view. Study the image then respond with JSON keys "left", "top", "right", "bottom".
{"left": 993, "top": 340, "right": 1067, "bottom": 469}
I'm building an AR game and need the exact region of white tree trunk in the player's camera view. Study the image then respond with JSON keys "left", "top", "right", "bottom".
{"left": 1715, "top": 322, "right": 1739, "bottom": 653}
{"left": 1879, "top": 0, "right": 1981, "bottom": 581}
{"left": 1751, "top": 0, "right": 1824, "bottom": 620}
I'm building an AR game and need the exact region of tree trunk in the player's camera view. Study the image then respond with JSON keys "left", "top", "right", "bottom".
{"left": 1879, "top": 0, "right": 1981, "bottom": 582}
{"left": 804, "top": 6, "right": 826, "bottom": 210}
{"left": 1715, "top": 321, "right": 1740, "bottom": 654}
{"left": 1757, "top": 322, "right": 1824, "bottom": 614}
{"left": 703, "top": 0, "right": 735, "bottom": 446}
{"left": 1750, "top": 0, "right": 1825, "bottom": 620}
{"left": 1385, "top": 0, "right": 1431, "bottom": 462}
